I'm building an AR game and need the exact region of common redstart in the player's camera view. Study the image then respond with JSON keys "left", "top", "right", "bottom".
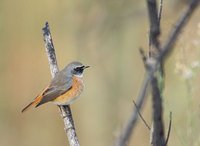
{"left": 22, "top": 61, "right": 89, "bottom": 113}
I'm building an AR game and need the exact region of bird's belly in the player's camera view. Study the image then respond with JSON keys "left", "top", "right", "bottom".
{"left": 52, "top": 76, "right": 84, "bottom": 105}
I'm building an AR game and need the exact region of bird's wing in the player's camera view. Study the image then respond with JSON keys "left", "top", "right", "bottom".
{"left": 36, "top": 72, "right": 73, "bottom": 107}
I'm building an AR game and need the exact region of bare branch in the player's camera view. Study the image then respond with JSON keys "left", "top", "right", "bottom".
{"left": 115, "top": 72, "right": 150, "bottom": 146}
{"left": 147, "top": 0, "right": 160, "bottom": 38}
{"left": 165, "top": 112, "right": 172, "bottom": 145}
{"left": 42, "top": 22, "right": 80, "bottom": 146}
{"left": 133, "top": 100, "right": 151, "bottom": 131}
{"left": 146, "top": 0, "right": 161, "bottom": 53}
{"left": 42, "top": 22, "right": 59, "bottom": 77}
{"left": 147, "top": 0, "right": 166, "bottom": 145}
{"left": 158, "top": 0, "right": 199, "bottom": 61}
{"left": 58, "top": 106, "right": 80, "bottom": 146}
{"left": 150, "top": 77, "right": 165, "bottom": 146}
{"left": 146, "top": 0, "right": 199, "bottom": 92}
{"left": 115, "top": 0, "right": 199, "bottom": 145}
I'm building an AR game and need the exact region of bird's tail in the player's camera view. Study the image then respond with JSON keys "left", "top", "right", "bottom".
{"left": 21, "top": 95, "right": 43, "bottom": 113}
{"left": 21, "top": 85, "right": 50, "bottom": 113}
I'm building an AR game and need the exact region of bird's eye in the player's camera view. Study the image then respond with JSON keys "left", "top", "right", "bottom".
{"left": 74, "top": 66, "right": 84, "bottom": 72}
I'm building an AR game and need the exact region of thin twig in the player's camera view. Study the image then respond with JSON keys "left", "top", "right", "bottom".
{"left": 165, "top": 112, "right": 172, "bottom": 145}
{"left": 133, "top": 100, "right": 151, "bottom": 131}
{"left": 139, "top": 48, "right": 147, "bottom": 65}
{"left": 148, "top": 31, "right": 152, "bottom": 57}
{"left": 158, "top": 0, "right": 163, "bottom": 26}
{"left": 42, "top": 22, "right": 80, "bottom": 146}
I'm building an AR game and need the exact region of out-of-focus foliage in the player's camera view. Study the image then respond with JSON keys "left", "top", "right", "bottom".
{"left": 0, "top": 0, "right": 200, "bottom": 146}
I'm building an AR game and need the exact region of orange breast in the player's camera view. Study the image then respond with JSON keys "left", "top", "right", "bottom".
{"left": 52, "top": 76, "right": 84, "bottom": 105}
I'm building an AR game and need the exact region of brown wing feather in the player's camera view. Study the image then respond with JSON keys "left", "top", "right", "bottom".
{"left": 36, "top": 87, "right": 71, "bottom": 107}
{"left": 36, "top": 71, "right": 73, "bottom": 107}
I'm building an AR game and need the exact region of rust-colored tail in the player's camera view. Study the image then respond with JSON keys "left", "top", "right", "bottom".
{"left": 21, "top": 85, "right": 50, "bottom": 113}
{"left": 21, "top": 95, "right": 43, "bottom": 113}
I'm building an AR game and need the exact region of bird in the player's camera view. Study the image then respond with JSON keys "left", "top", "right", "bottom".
{"left": 21, "top": 61, "right": 89, "bottom": 113}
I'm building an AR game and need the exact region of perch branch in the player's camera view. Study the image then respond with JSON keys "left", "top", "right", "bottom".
{"left": 42, "top": 22, "right": 80, "bottom": 146}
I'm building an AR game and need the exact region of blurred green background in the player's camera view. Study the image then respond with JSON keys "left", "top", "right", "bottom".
{"left": 0, "top": 0, "right": 200, "bottom": 146}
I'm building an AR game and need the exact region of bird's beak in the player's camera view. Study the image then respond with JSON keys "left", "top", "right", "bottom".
{"left": 83, "top": 66, "right": 90, "bottom": 69}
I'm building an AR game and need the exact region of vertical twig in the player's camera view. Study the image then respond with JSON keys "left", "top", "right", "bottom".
{"left": 42, "top": 22, "right": 80, "bottom": 146}
{"left": 158, "top": 0, "right": 163, "bottom": 26}
{"left": 150, "top": 77, "right": 165, "bottom": 146}
{"left": 147, "top": 0, "right": 166, "bottom": 146}
{"left": 147, "top": 0, "right": 161, "bottom": 52}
